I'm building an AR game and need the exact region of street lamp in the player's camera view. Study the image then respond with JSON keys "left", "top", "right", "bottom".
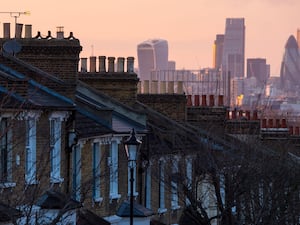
{"left": 124, "top": 128, "right": 142, "bottom": 225}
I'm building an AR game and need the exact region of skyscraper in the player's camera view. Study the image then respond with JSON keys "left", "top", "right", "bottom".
{"left": 137, "top": 39, "right": 168, "bottom": 81}
{"left": 247, "top": 58, "right": 269, "bottom": 85}
{"left": 297, "top": 29, "right": 300, "bottom": 48}
{"left": 280, "top": 35, "right": 300, "bottom": 91}
{"left": 213, "top": 34, "right": 224, "bottom": 69}
{"left": 222, "top": 18, "right": 245, "bottom": 78}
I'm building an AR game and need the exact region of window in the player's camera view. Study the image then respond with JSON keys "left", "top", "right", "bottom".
{"left": 109, "top": 140, "right": 120, "bottom": 200}
{"left": 92, "top": 142, "right": 102, "bottom": 202}
{"left": 0, "top": 118, "right": 12, "bottom": 184}
{"left": 72, "top": 145, "right": 81, "bottom": 201}
{"left": 158, "top": 159, "right": 167, "bottom": 213}
{"left": 50, "top": 118, "right": 63, "bottom": 183}
{"left": 185, "top": 157, "right": 193, "bottom": 205}
{"left": 171, "top": 158, "right": 179, "bottom": 210}
{"left": 145, "top": 164, "right": 151, "bottom": 209}
{"left": 25, "top": 118, "right": 37, "bottom": 184}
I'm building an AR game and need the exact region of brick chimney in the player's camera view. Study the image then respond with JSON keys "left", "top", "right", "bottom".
{"left": 0, "top": 25, "right": 82, "bottom": 100}
{"left": 78, "top": 56, "right": 140, "bottom": 106}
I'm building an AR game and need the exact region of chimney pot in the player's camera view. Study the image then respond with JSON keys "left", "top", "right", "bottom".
{"left": 108, "top": 57, "right": 115, "bottom": 72}
{"left": 24, "top": 24, "right": 32, "bottom": 38}
{"left": 80, "top": 58, "right": 88, "bottom": 72}
{"left": 3, "top": 23, "right": 11, "bottom": 39}
{"left": 99, "top": 56, "right": 106, "bottom": 73}
{"left": 89, "top": 56, "right": 97, "bottom": 72}
{"left": 201, "top": 95, "right": 207, "bottom": 106}
{"left": 262, "top": 118, "right": 267, "bottom": 128}
{"left": 56, "top": 26, "right": 64, "bottom": 39}
{"left": 117, "top": 57, "right": 125, "bottom": 72}
{"left": 209, "top": 95, "right": 214, "bottom": 107}
{"left": 187, "top": 95, "right": 192, "bottom": 106}
{"left": 194, "top": 95, "right": 200, "bottom": 106}
{"left": 126, "top": 57, "right": 134, "bottom": 73}
{"left": 218, "top": 95, "right": 224, "bottom": 106}
{"left": 15, "top": 23, "right": 23, "bottom": 38}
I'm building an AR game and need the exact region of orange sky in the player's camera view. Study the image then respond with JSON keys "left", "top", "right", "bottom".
{"left": 1, "top": 0, "right": 300, "bottom": 76}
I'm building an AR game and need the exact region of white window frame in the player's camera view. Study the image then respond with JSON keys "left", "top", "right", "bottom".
{"left": 158, "top": 159, "right": 167, "bottom": 214}
{"left": 49, "top": 118, "right": 63, "bottom": 183}
{"left": 0, "top": 118, "right": 13, "bottom": 185}
{"left": 25, "top": 118, "right": 37, "bottom": 185}
{"left": 109, "top": 139, "right": 121, "bottom": 200}
{"left": 72, "top": 144, "right": 81, "bottom": 201}
{"left": 92, "top": 142, "right": 103, "bottom": 203}
{"left": 171, "top": 157, "right": 180, "bottom": 210}
{"left": 48, "top": 111, "right": 69, "bottom": 183}
{"left": 185, "top": 157, "right": 193, "bottom": 205}
{"left": 145, "top": 163, "right": 152, "bottom": 209}
{"left": 127, "top": 161, "right": 138, "bottom": 197}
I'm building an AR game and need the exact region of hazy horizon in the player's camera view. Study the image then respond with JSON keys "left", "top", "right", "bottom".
{"left": 1, "top": 0, "right": 300, "bottom": 76}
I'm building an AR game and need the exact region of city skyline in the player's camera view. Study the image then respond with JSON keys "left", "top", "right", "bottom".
{"left": 1, "top": 0, "right": 300, "bottom": 76}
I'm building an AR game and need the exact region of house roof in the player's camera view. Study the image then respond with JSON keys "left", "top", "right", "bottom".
{"left": 76, "top": 81, "right": 147, "bottom": 135}
{"left": 0, "top": 202, "right": 22, "bottom": 222}
{"left": 36, "top": 190, "right": 82, "bottom": 210}
{"left": 116, "top": 200, "right": 153, "bottom": 217}
{"left": 77, "top": 208, "right": 111, "bottom": 225}
{"left": 0, "top": 56, "right": 75, "bottom": 110}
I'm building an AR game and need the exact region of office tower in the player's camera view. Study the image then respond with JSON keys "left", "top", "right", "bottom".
{"left": 247, "top": 58, "right": 269, "bottom": 85}
{"left": 222, "top": 18, "right": 245, "bottom": 78}
{"left": 297, "top": 29, "right": 300, "bottom": 48}
{"left": 280, "top": 35, "right": 300, "bottom": 90}
{"left": 137, "top": 39, "right": 168, "bottom": 81}
{"left": 168, "top": 61, "right": 176, "bottom": 70}
{"left": 213, "top": 34, "right": 224, "bottom": 69}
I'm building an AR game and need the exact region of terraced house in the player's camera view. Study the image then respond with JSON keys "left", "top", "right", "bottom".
{"left": 0, "top": 23, "right": 299, "bottom": 225}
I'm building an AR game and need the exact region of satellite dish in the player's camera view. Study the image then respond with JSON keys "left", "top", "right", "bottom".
{"left": 3, "top": 40, "right": 22, "bottom": 55}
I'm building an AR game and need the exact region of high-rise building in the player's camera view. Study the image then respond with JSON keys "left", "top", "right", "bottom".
{"left": 168, "top": 60, "right": 176, "bottom": 70}
{"left": 213, "top": 34, "right": 224, "bottom": 69}
{"left": 222, "top": 18, "right": 245, "bottom": 78}
{"left": 247, "top": 58, "right": 269, "bottom": 85}
{"left": 297, "top": 29, "right": 300, "bottom": 48}
{"left": 137, "top": 39, "right": 168, "bottom": 81}
{"left": 280, "top": 35, "right": 300, "bottom": 91}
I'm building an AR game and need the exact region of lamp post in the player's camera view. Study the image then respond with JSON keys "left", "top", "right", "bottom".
{"left": 124, "top": 128, "right": 142, "bottom": 225}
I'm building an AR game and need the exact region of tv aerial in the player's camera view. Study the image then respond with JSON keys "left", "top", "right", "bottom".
{"left": 3, "top": 39, "right": 22, "bottom": 55}
{"left": 0, "top": 11, "right": 30, "bottom": 38}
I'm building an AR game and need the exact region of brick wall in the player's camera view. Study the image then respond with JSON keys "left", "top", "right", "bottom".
{"left": 79, "top": 73, "right": 139, "bottom": 106}
{"left": 137, "top": 94, "right": 187, "bottom": 122}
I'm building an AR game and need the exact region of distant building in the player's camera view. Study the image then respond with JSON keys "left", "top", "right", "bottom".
{"left": 222, "top": 18, "right": 245, "bottom": 78}
{"left": 247, "top": 58, "right": 269, "bottom": 86}
{"left": 280, "top": 35, "right": 300, "bottom": 92}
{"left": 213, "top": 34, "right": 224, "bottom": 70}
{"left": 297, "top": 28, "right": 300, "bottom": 48}
{"left": 137, "top": 39, "right": 168, "bottom": 81}
{"left": 230, "top": 77, "right": 245, "bottom": 107}
{"left": 168, "top": 60, "right": 176, "bottom": 70}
